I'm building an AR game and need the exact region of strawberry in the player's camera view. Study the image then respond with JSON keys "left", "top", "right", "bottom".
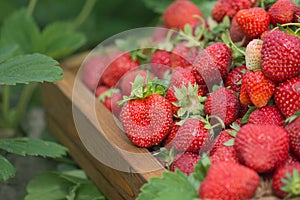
{"left": 82, "top": 56, "right": 107, "bottom": 91}
{"left": 244, "top": 70, "right": 276, "bottom": 108}
{"left": 171, "top": 42, "right": 197, "bottom": 69}
{"left": 230, "top": 15, "right": 248, "bottom": 43}
{"left": 95, "top": 86, "right": 122, "bottom": 116}
{"left": 248, "top": 105, "right": 285, "bottom": 127}
{"left": 192, "top": 42, "right": 232, "bottom": 87}
{"left": 210, "top": 145, "right": 239, "bottom": 164}
{"left": 209, "top": 129, "right": 234, "bottom": 156}
{"left": 262, "top": 30, "right": 300, "bottom": 83}
{"left": 204, "top": 87, "right": 240, "bottom": 126}
{"left": 272, "top": 162, "right": 300, "bottom": 199}
{"left": 119, "top": 75, "right": 172, "bottom": 148}
{"left": 163, "top": 120, "right": 180, "bottom": 149}
{"left": 225, "top": 65, "right": 248, "bottom": 93}
{"left": 234, "top": 124, "right": 289, "bottom": 173}
{"left": 294, "top": 6, "right": 300, "bottom": 22}
{"left": 212, "top": 0, "right": 231, "bottom": 23}
{"left": 268, "top": 0, "right": 296, "bottom": 26}
{"left": 101, "top": 52, "right": 139, "bottom": 87}
{"left": 274, "top": 77, "right": 300, "bottom": 118}
{"left": 235, "top": 7, "right": 270, "bottom": 39}
{"left": 239, "top": 71, "right": 253, "bottom": 106}
{"left": 163, "top": 0, "right": 203, "bottom": 30}
{"left": 245, "top": 39, "right": 263, "bottom": 71}
{"left": 285, "top": 116, "right": 300, "bottom": 159}
{"left": 170, "top": 152, "right": 200, "bottom": 175}
{"left": 150, "top": 50, "right": 171, "bottom": 78}
{"left": 199, "top": 161, "right": 260, "bottom": 200}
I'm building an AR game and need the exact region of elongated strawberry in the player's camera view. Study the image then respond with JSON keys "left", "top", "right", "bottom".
{"left": 199, "top": 161, "right": 260, "bottom": 200}
{"left": 234, "top": 124, "right": 289, "bottom": 173}
{"left": 245, "top": 70, "right": 276, "bottom": 108}
{"left": 120, "top": 75, "right": 172, "bottom": 148}
{"left": 262, "top": 30, "right": 300, "bottom": 83}
{"left": 204, "top": 87, "right": 240, "bottom": 126}
{"left": 163, "top": 0, "right": 203, "bottom": 30}
{"left": 285, "top": 116, "right": 300, "bottom": 159}
{"left": 245, "top": 39, "right": 263, "bottom": 71}
{"left": 248, "top": 105, "right": 285, "bottom": 126}
{"left": 225, "top": 65, "right": 248, "bottom": 93}
{"left": 272, "top": 162, "right": 300, "bottom": 199}
{"left": 268, "top": 0, "right": 296, "bottom": 26}
{"left": 235, "top": 7, "right": 270, "bottom": 39}
{"left": 274, "top": 77, "right": 300, "bottom": 118}
{"left": 170, "top": 152, "right": 200, "bottom": 175}
{"left": 101, "top": 52, "right": 139, "bottom": 87}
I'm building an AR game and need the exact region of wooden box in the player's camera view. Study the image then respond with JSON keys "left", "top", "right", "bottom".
{"left": 41, "top": 52, "right": 165, "bottom": 200}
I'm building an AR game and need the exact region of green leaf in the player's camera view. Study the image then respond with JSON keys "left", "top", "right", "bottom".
{"left": 224, "top": 138, "right": 235, "bottom": 146}
{"left": 39, "top": 22, "right": 86, "bottom": 59}
{"left": 241, "top": 106, "right": 257, "bottom": 124}
{"left": 0, "top": 137, "right": 68, "bottom": 158}
{"left": 75, "top": 181, "right": 106, "bottom": 200}
{"left": 137, "top": 170, "right": 199, "bottom": 200}
{"left": 0, "top": 9, "right": 40, "bottom": 54}
{"left": 0, "top": 154, "right": 16, "bottom": 181}
{"left": 25, "top": 172, "right": 74, "bottom": 200}
{"left": 0, "top": 45, "right": 19, "bottom": 63}
{"left": 192, "top": 153, "right": 211, "bottom": 183}
{"left": 0, "top": 53, "right": 63, "bottom": 85}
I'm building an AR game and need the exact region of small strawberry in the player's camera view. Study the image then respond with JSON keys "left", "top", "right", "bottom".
{"left": 294, "top": 6, "right": 300, "bottom": 22}
{"left": 101, "top": 52, "right": 139, "bottom": 87}
{"left": 274, "top": 77, "right": 300, "bottom": 118}
{"left": 235, "top": 7, "right": 270, "bottom": 39}
{"left": 248, "top": 105, "right": 285, "bottom": 127}
{"left": 204, "top": 87, "right": 240, "bottom": 126}
{"left": 234, "top": 124, "right": 289, "bottom": 173}
{"left": 150, "top": 50, "right": 171, "bottom": 78}
{"left": 95, "top": 86, "right": 122, "bottom": 116}
{"left": 230, "top": 15, "right": 248, "bottom": 43}
{"left": 285, "top": 116, "right": 300, "bottom": 159}
{"left": 262, "top": 30, "right": 300, "bottom": 83}
{"left": 209, "top": 129, "right": 235, "bottom": 156}
{"left": 199, "top": 161, "right": 260, "bottom": 200}
{"left": 268, "top": 0, "right": 296, "bottom": 26}
{"left": 119, "top": 75, "right": 172, "bottom": 148}
{"left": 244, "top": 70, "right": 276, "bottom": 108}
{"left": 170, "top": 152, "right": 200, "bottom": 175}
{"left": 245, "top": 39, "right": 263, "bottom": 71}
{"left": 225, "top": 65, "right": 248, "bottom": 93}
{"left": 272, "top": 162, "right": 300, "bottom": 199}
{"left": 163, "top": 0, "right": 203, "bottom": 30}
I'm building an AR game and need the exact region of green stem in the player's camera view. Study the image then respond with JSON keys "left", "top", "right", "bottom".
{"left": 73, "top": 0, "right": 97, "bottom": 29}
{"left": 27, "top": 0, "right": 38, "bottom": 16}
{"left": 11, "top": 83, "right": 38, "bottom": 128}
{"left": 2, "top": 85, "right": 10, "bottom": 124}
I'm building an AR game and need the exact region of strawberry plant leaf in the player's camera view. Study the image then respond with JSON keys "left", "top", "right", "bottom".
{"left": 38, "top": 22, "right": 86, "bottom": 59}
{"left": 241, "top": 106, "right": 257, "bottom": 124}
{"left": 0, "top": 53, "right": 63, "bottom": 85}
{"left": 192, "top": 153, "right": 211, "bottom": 183}
{"left": 0, "top": 9, "right": 40, "bottom": 54}
{"left": 0, "top": 137, "right": 68, "bottom": 158}
{"left": 0, "top": 154, "right": 16, "bottom": 181}
{"left": 0, "top": 45, "right": 19, "bottom": 63}
{"left": 137, "top": 170, "right": 199, "bottom": 200}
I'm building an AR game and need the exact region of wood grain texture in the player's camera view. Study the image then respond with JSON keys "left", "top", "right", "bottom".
{"left": 42, "top": 53, "right": 166, "bottom": 200}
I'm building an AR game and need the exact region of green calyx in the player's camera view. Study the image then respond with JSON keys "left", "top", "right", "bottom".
{"left": 173, "top": 82, "right": 206, "bottom": 120}
{"left": 98, "top": 88, "right": 120, "bottom": 102}
{"left": 154, "top": 147, "right": 179, "bottom": 170}
{"left": 285, "top": 110, "right": 300, "bottom": 125}
{"left": 223, "top": 122, "right": 241, "bottom": 146}
{"left": 118, "top": 73, "right": 169, "bottom": 105}
{"left": 282, "top": 169, "right": 300, "bottom": 200}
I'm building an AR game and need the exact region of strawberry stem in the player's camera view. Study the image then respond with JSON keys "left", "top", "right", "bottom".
{"left": 226, "top": 32, "right": 245, "bottom": 56}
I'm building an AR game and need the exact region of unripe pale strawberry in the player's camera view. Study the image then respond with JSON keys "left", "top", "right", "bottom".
{"left": 245, "top": 39, "right": 263, "bottom": 71}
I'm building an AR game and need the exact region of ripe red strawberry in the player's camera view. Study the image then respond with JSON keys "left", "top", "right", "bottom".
{"left": 82, "top": 56, "right": 107, "bottom": 90}
{"left": 120, "top": 75, "right": 172, "bottom": 148}
{"left": 170, "top": 152, "right": 200, "bottom": 175}
{"left": 294, "top": 6, "right": 300, "bottom": 22}
{"left": 272, "top": 162, "right": 300, "bottom": 199}
{"left": 225, "top": 65, "right": 248, "bottom": 93}
{"left": 163, "top": 120, "right": 180, "bottom": 149}
{"left": 192, "top": 42, "right": 232, "bottom": 87}
{"left": 244, "top": 70, "right": 276, "bottom": 108}
{"left": 95, "top": 86, "right": 122, "bottom": 116}
{"left": 170, "top": 118, "right": 211, "bottom": 153}
{"left": 274, "top": 77, "right": 300, "bottom": 118}
{"left": 239, "top": 72, "right": 253, "bottom": 106}
{"left": 101, "top": 52, "right": 139, "bottom": 87}
{"left": 234, "top": 124, "right": 289, "bottom": 173}
{"left": 268, "top": 0, "right": 296, "bottom": 26}
{"left": 212, "top": 0, "right": 231, "bottom": 23}
{"left": 245, "top": 39, "right": 263, "bottom": 71}
{"left": 285, "top": 117, "right": 300, "bottom": 159}
{"left": 204, "top": 87, "right": 240, "bottom": 126}
{"left": 235, "top": 7, "right": 270, "bottom": 39}
{"left": 230, "top": 15, "right": 248, "bottom": 43}
{"left": 210, "top": 145, "right": 239, "bottom": 164}
{"left": 163, "top": 0, "right": 203, "bottom": 30}
{"left": 248, "top": 105, "right": 285, "bottom": 127}
{"left": 150, "top": 50, "right": 171, "bottom": 78}
{"left": 262, "top": 30, "right": 300, "bottom": 83}
{"left": 209, "top": 129, "right": 234, "bottom": 156}
{"left": 171, "top": 42, "right": 197, "bottom": 68}
{"left": 199, "top": 161, "right": 260, "bottom": 200}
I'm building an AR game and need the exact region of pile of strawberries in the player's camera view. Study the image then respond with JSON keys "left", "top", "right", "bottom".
{"left": 82, "top": 0, "right": 300, "bottom": 199}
